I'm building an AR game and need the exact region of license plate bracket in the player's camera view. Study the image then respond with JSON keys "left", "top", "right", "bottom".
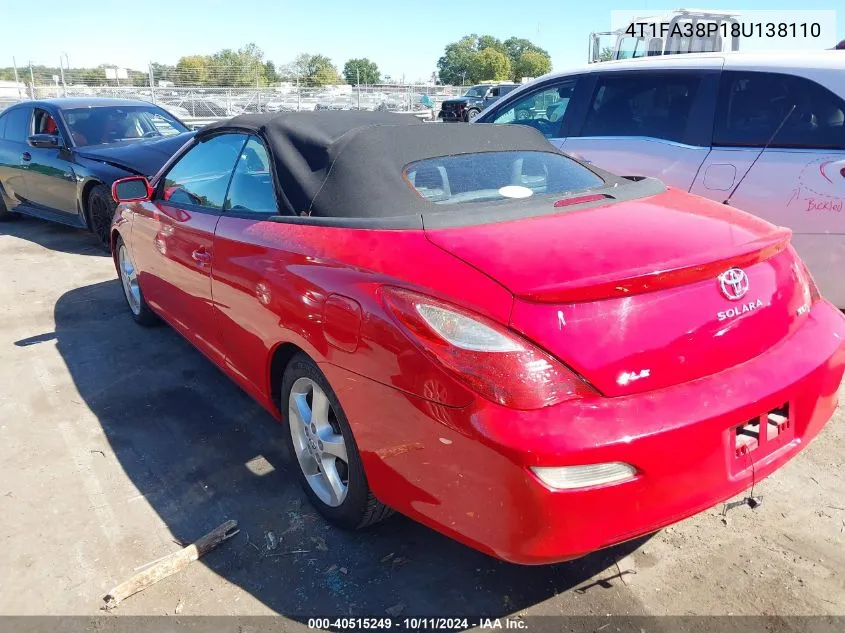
{"left": 730, "top": 402, "right": 793, "bottom": 474}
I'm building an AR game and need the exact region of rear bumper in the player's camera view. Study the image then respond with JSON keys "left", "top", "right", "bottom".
{"left": 437, "top": 107, "right": 466, "bottom": 122}
{"left": 323, "top": 300, "right": 845, "bottom": 565}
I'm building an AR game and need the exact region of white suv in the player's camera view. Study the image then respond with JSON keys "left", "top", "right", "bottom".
{"left": 474, "top": 51, "right": 845, "bottom": 307}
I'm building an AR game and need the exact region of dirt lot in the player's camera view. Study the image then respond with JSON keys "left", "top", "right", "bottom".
{"left": 1, "top": 216, "right": 843, "bottom": 625}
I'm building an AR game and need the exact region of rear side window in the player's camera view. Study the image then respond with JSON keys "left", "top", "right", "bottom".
{"left": 224, "top": 136, "right": 277, "bottom": 214}
{"left": 491, "top": 79, "right": 578, "bottom": 138}
{"left": 404, "top": 151, "right": 605, "bottom": 205}
{"left": 159, "top": 133, "right": 248, "bottom": 209}
{"left": 714, "top": 71, "right": 845, "bottom": 149}
{"left": 2, "top": 107, "right": 32, "bottom": 143}
{"left": 578, "top": 73, "right": 702, "bottom": 143}
{"left": 33, "top": 108, "right": 64, "bottom": 144}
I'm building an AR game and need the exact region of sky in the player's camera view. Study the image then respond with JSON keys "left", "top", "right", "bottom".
{"left": 0, "top": 1, "right": 841, "bottom": 82}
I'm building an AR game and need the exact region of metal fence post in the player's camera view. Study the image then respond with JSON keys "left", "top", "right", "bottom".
{"left": 149, "top": 62, "right": 156, "bottom": 104}
{"left": 12, "top": 57, "right": 22, "bottom": 100}
{"left": 59, "top": 56, "right": 67, "bottom": 96}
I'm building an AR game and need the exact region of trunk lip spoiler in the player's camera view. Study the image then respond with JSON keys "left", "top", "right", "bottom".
{"left": 517, "top": 227, "right": 793, "bottom": 304}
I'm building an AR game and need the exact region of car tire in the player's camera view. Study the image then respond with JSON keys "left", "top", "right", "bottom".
{"left": 281, "top": 353, "right": 393, "bottom": 530}
{"left": 87, "top": 184, "right": 116, "bottom": 251}
{"left": 465, "top": 107, "right": 480, "bottom": 122}
{"left": 115, "top": 236, "right": 158, "bottom": 326}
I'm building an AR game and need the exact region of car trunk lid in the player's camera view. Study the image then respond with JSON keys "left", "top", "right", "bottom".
{"left": 425, "top": 190, "right": 811, "bottom": 396}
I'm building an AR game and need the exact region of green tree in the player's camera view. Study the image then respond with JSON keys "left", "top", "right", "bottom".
{"left": 470, "top": 47, "right": 511, "bottom": 82}
{"left": 437, "top": 35, "right": 480, "bottom": 84}
{"left": 81, "top": 67, "right": 107, "bottom": 84}
{"left": 264, "top": 61, "right": 278, "bottom": 84}
{"left": 292, "top": 53, "right": 340, "bottom": 85}
{"left": 439, "top": 34, "right": 551, "bottom": 84}
{"left": 313, "top": 64, "right": 341, "bottom": 86}
{"left": 503, "top": 37, "right": 549, "bottom": 62}
{"left": 343, "top": 58, "right": 380, "bottom": 85}
{"left": 477, "top": 35, "right": 506, "bottom": 56}
{"left": 599, "top": 46, "right": 614, "bottom": 61}
{"left": 206, "top": 43, "right": 268, "bottom": 86}
{"left": 150, "top": 62, "right": 176, "bottom": 85}
{"left": 513, "top": 50, "right": 552, "bottom": 81}
{"left": 175, "top": 55, "right": 210, "bottom": 86}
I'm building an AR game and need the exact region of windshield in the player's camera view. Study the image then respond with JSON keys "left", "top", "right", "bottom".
{"left": 404, "top": 151, "right": 605, "bottom": 205}
{"left": 463, "top": 87, "right": 487, "bottom": 98}
{"left": 62, "top": 106, "right": 188, "bottom": 146}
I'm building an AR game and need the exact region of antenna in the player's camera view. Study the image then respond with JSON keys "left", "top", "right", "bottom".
{"left": 723, "top": 104, "right": 796, "bottom": 206}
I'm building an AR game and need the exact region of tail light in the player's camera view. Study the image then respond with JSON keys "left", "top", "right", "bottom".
{"left": 380, "top": 287, "right": 595, "bottom": 410}
{"left": 795, "top": 259, "right": 822, "bottom": 304}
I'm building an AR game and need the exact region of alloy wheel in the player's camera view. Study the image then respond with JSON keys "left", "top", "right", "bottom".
{"left": 288, "top": 377, "right": 350, "bottom": 507}
{"left": 118, "top": 245, "right": 141, "bottom": 316}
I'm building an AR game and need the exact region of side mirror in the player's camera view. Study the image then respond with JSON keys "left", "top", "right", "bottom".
{"left": 112, "top": 176, "right": 153, "bottom": 203}
{"left": 28, "top": 134, "right": 60, "bottom": 148}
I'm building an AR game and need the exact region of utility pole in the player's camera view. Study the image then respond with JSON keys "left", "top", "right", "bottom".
{"left": 356, "top": 67, "right": 360, "bottom": 111}
{"left": 12, "top": 57, "right": 22, "bottom": 99}
{"left": 29, "top": 61, "right": 35, "bottom": 99}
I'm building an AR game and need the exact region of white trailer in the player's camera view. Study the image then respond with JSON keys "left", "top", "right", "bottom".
{"left": 589, "top": 8, "right": 741, "bottom": 63}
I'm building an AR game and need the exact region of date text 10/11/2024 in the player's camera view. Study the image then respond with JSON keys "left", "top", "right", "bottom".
{"left": 307, "top": 617, "right": 528, "bottom": 630}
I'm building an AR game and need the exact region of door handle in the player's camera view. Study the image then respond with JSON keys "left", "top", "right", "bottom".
{"left": 21, "top": 152, "right": 31, "bottom": 162}
{"left": 191, "top": 248, "right": 212, "bottom": 265}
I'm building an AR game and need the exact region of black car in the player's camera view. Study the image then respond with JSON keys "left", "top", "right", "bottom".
{"left": 0, "top": 98, "right": 195, "bottom": 247}
{"left": 438, "top": 83, "right": 520, "bottom": 122}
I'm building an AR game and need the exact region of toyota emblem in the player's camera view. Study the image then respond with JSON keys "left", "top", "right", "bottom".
{"left": 719, "top": 268, "right": 749, "bottom": 301}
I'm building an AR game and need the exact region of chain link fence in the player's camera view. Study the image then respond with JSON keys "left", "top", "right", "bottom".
{"left": 1, "top": 60, "right": 478, "bottom": 123}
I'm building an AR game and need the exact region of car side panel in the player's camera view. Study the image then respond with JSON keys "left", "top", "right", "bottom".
{"left": 563, "top": 137, "right": 713, "bottom": 188}
{"left": 24, "top": 145, "right": 80, "bottom": 215}
{"left": 0, "top": 107, "right": 32, "bottom": 211}
{"left": 210, "top": 217, "right": 516, "bottom": 411}
{"left": 130, "top": 200, "right": 224, "bottom": 364}
{"left": 0, "top": 140, "right": 27, "bottom": 211}
{"left": 690, "top": 148, "right": 845, "bottom": 306}
{"left": 560, "top": 69, "right": 720, "bottom": 189}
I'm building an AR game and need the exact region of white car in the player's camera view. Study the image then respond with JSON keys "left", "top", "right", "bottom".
{"left": 474, "top": 51, "right": 845, "bottom": 307}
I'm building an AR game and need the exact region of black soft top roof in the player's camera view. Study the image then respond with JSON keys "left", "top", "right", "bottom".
{"left": 198, "top": 111, "right": 563, "bottom": 220}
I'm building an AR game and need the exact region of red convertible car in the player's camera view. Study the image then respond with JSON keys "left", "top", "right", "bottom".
{"left": 110, "top": 111, "right": 845, "bottom": 564}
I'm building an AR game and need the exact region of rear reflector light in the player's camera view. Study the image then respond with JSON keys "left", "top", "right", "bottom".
{"left": 531, "top": 462, "right": 637, "bottom": 490}
{"left": 381, "top": 287, "right": 595, "bottom": 410}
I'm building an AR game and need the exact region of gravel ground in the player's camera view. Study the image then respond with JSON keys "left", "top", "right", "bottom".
{"left": 0, "top": 216, "right": 843, "bottom": 627}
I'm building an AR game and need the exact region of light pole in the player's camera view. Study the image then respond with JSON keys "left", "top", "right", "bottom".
{"left": 356, "top": 67, "right": 360, "bottom": 111}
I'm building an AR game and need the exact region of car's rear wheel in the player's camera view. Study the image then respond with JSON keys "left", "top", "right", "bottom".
{"left": 466, "top": 107, "right": 480, "bottom": 122}
{"left": 116, "top": 236, "right": 158, "bottom": 326}
{"left": 88, "top": 184, "right": 116, "bottom": 251}
{"left": 282, "top": 354, "right": 393, "bottom": 530}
